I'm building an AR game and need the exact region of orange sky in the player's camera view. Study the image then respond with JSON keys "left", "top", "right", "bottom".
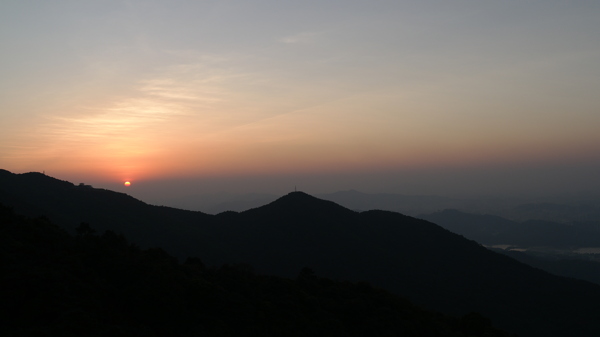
{"left": 1, "top": 1, "right": 599, "bottom": 198}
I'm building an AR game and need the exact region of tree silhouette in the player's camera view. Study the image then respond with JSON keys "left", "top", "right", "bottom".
{"left": 75, "top": 222, "right": 96, "bottom": 236}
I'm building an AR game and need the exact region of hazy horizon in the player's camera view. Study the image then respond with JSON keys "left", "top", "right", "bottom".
{"left": 2, "top": 1, "right": 599, "bottom": 202}
{"left": 5, "top": 163, "right": 600, "bottom": 209}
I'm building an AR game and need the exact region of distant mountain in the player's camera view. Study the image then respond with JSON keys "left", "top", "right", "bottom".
{"left": 155, "top": 188, "right": 600, "bottom": 223}
{"left": 419, "top": 208, "right": 600, "bottom": 286}
{"left": 316, "top": 190, "right": 463, "bottom": 215}
{"left": 503, "top": 201, "right": 600, "bottom": 223}
{"left": 493, "top": 249, "right": 600, "bottom": 286}
{"left": 318, "top": 190, "right": 600, "bottom": 223}
{"left": 3, "top": 169, "right": 600, "bottom": 336}
{"left": 420, "top": 209, "right": 600, "bottom": 247}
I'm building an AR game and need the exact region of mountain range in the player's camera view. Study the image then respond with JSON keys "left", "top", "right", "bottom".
{"left": 2, "top": 169, "right": 600, "bottom": 336}
{"left": 3, "top": 203, "right": 512, "bottom": 337}
{"left": 157, "top": 189, "right": 600, "bottom": 225}
{"left": 420, "top": 209, "right": 600, "bottom": 248}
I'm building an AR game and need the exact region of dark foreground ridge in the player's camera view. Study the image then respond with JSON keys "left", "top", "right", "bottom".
{"left": 2, "top": 170, "right": 600, "bottom": 336}
{"left": 0, "top": 203, "right": 510, "bottom": 337}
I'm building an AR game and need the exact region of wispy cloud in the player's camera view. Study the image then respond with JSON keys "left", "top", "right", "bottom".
{"left": 30, "top": 59, "right": 263, "bottom": 157}
{"left": 280, "top": 32, "right": 319, "bottom": 44}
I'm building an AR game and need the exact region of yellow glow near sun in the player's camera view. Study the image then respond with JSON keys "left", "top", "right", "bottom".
{"left": 124, "top": 181, "right": 131, "bottom": 186}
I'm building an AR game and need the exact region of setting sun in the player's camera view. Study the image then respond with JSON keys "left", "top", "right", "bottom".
{"left": 124, "top": 181, "right": 131, "bottom": 187}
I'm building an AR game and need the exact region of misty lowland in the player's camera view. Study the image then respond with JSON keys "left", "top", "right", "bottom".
{"left": 3, "top": 170, "right": 600, "bottom": 337}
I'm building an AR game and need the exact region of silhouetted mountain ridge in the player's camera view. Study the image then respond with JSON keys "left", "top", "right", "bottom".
{"left": 245, "top": 191, "right": 356, "bottom": 218}
{"left": 421, "top": 208, "right": 600, "bottom": 247}
{"left": 2, "top": 170, "right": 600, "bottom": 336}
{"left": 0, "top": 170, "right": 216, "bottom": 257}
{"left": 2, "top": 204, "right": 512, "bottom": 337}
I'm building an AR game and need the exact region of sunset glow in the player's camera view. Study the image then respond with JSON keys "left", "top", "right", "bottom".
{"left": 1, "top": 1, "right": 599, "bottom": 200}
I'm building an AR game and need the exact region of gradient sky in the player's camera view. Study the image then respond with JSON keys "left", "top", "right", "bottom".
{"left": 1, "top": 0, "right": 599, "bottom": 201}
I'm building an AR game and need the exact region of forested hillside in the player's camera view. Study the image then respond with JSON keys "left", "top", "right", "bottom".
{"left": 3, "top": 170, "right": 600, "bottom": 336}
{"left": 0, "top": 204, "right": 510, "bottom": 337}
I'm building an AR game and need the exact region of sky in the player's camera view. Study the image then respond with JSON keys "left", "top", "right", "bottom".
{"left": 1, "top": 0, "right": 599, "bottom": 202}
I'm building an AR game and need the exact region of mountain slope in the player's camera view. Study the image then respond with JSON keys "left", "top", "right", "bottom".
{"left": 2, "top": 170, "right": 600, "bottom": 336}
{"left": 2, "top": 204, "right": 512, "bottom": 337}
{"left": 0, "top": 169, "right": 219, "bottom": 258}
{"left": 228, "top": 200, "right": 600, "bottom": 336}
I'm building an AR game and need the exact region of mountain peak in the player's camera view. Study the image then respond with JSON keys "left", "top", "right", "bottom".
{"left": 283, "top": 190, "right": 313, "bottom": 198}
{"left": 276, "top": 191, "right": 346, "bottom": 207}
{"left": 243, "top": 191, "right": 355, "bottom": 218}
{"left": 0, "top": 169, "right": 74, "bottom": 190}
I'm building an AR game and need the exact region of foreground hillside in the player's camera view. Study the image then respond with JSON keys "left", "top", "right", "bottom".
{"left": 0, "top": 204, "right": 509, "bottom": 337}
{"left": 2, "top": 170, "right": 600, "bottom": 336}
